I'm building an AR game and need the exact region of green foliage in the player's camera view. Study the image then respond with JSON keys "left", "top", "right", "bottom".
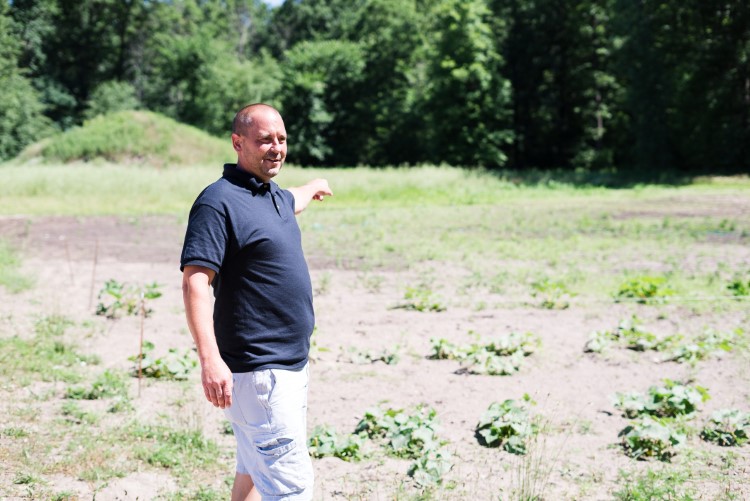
{"left": 727, "top": 276, "right": 750, "bottom": 297}
{"left": 613, "top": 469, "right": 697, "bottom": 500}
{"left": 664, "top": 328, "right": 741, "bottom": 364}
{"left": 617, "top": 316, "right": 680, "bottom": 352}
{"left": 614, "top": 380, "right": 709, "bottom": 419}
{"left": 129, "top": 341, "right": 196, "bottom": 381}
{"left": 96, "top": 279, "right": 162, "bottom": 319}
{"left": 307, "top": 425, "right": 365, "bottom": 462}
{"left": 33, "top": 110, "right": 231, "bottom": 166}
{"left": 428, "top": 332, "right": 539, "bottom": 376}
{"left": 354, "top": 405, "right": 453, "bottom": 486}
{"left": 280, "top": 40, "right": 365, "bottom": 165}
{"left": 84, "top": 81, "right": 139, "bottom": 119}
{"left": 618, "top": 416, "right": 686, "bottom": 462}
{"left": 530, "top": 278, "right": 575, "bottom": 309}
{"left": 131, "top": 424, "right": 221, "bottom": 472}
{"left": 65, "top": 369, "right": 129, "bottom": 402}
{"left": 395, "top": 284, "right": 446, "bottom": 312}
{"left": 475, "top": 398, "right": 536, "bottom": 454}
{"left": 0, "top": 315, "right": 94, "bottom": 384}
{"left": 615, "top": 276, "right": 675, "bottom": 304}
{"left": 0, "top": 3, "right": 53, "bottom": 160}
{"left": 0, "top": 240, "right": 34, "bottom": 293}
{"left": 338, "top": 345, "right": 401, "bottom": 365}
{"left": 700, "top": 409, "right": 750, "bottom": 447}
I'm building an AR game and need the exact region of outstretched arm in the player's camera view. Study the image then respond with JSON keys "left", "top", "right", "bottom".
{"left": 182, "top": 265, "right": 232, "bottom": 409}
{"left": 288, "top": 178, "right": 333, "bottom": 215}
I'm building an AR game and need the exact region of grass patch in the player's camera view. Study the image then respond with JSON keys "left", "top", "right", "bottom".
{"left": 0, "top": 315, "right": 96, "bottom": 385}
{"left": 17, "top": 110, "right": 233, "bottom": 167}
{"left": 0, "top": 240, "right": 34, "bottom": 293}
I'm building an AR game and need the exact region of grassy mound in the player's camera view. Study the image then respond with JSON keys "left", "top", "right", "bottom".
{"left": 16, "top": 110, "right": 233, "bottom": 167}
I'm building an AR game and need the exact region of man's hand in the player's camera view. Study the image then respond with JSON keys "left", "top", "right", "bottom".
{"left": 289, "top": 178, "right": 333, "bottom": 214}
{"left": 201, "top": 356, "right": 233, "bottom": 408}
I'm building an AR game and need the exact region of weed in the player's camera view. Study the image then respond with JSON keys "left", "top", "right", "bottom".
{"left": 61, "top": 401, "right": 99, "bottom": 425}
{"left": 530, "top": 278, "right": 575, "bottom": 309}
{"left": 131, "top": 423, "right": 221, "bottom": 474}
{"left": 0, "top": 240, "right": 34, "bottom": 293}
{"left": 618, "top": 416, "right": 687, "bottom": 461}
{"left": 615, "top": 276, "right": 675, "bottom": 304}
{"left": 308, "top": 425, "right": 366, "bottom": 461}
{"left": 0, "top": 315, "right": 93, "bottom": 384}
{"left": 96, "top": 279, "right": 162, "bottom": 319}
{"left": 614, "top": 380, "right": 709, "bottom": 419}
{"left": 338, "top": 345, "right": 401, "bottom": 365}
{"left": 613, "top": 469, "right": 696, "bottom": 499}
{"left": 354, "top": 405, "right": 453, "bottom": 486}
{"left": 727, "top": 275, "right": 750, "bottom": 297}
{"left": 394, "top": 284, "right": 446, "bottom": 312}
{"left": 700, "top": 409, "right": 750, "bottom": 446}
{"left": 475, "top": 397, "right": 537, "bottom": 454}
{"left": 429, "top": 332, "right": 539, "bottom": 376}
{"left": 128, "top": 341, "right": 196, "bottom": 380}
{"left": 65, "top": 369, "right": 129, "bottom": 401}
{"left": 664, "top": 328, "right": 741, "bottom": 364}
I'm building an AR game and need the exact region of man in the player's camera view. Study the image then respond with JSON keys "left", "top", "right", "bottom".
{"left": 181, "top": 103, "right": 332, "bottom": 501}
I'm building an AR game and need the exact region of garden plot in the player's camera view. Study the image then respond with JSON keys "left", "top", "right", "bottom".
{"left": 0, "top": 180, "right": 749, "bottom": 500}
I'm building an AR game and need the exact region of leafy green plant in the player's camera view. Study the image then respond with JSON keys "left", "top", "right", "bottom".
{"left": 128, "top": 341, "right": 196, "bottom": 380}
{"left": 475, "top": 397, "right": 536, "bottom": 454}
{"left": 530, "top": 278, "right": 575, "bottom": 309}
{"left": 338, "top": 345, "right": 400, "bottom": 365}
{"left": 614, "top": 380, "right": 709, "bottom": 419}
{"left": 354, "top": 405, "right": 453, "bottom": 486}
{"left": 617, "top": 316, "right": 681, "bottom": 352}
{"left": 308, "top": 425, "right": 365, "bottom": 461}
{"left": 700, "top": 409, "right": 750, "bottom": 446}
{"left": 664, "top": 328, "right": 741, "bottom": 364}
{"left": 394, "top": 284, "right": 446, "bottom": 312}
{"left": 583, "top": 329, "right": 620, "bottom": 353}
{"left": 96, "top": 279, "right": 162, "bottom": 319}
{"left": 428, "top": 337, "right": 469, "bottom": 360}
{"left": 727, "top": 275, "right": 750, "bottom": 297}
{"left": 66, "top": 369, "right": 129, "bottom": 401}
{"left": 407, "top": 447, "right": 454, "bottom": 487}
{"left": 429, "top": 332, "right": 539, "bottom": 376}
{"left": 615, "top": 276, "right": 675, "bottom": 304}
{"left": 618, "top": 416, "right": 686, "bottom": 461}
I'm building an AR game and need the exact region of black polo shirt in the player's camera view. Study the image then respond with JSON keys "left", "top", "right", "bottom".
{"left": 180, "top": 164, "right": 314, "bottom": 372}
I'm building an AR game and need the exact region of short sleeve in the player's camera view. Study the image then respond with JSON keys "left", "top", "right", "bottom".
{"left": 180, "top": 203, "right": 228, "bottom": 273}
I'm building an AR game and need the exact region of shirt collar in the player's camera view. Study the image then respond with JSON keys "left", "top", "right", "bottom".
{"left": 222, "top": 163, "right": 277, "bottom": 195}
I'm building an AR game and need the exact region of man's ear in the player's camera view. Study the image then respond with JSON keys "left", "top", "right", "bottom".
{"left": 231, "top": 133, "right": 242, "bottom": 152}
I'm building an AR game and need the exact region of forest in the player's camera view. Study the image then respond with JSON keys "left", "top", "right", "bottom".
{"left": 1, "top": 0, "right": 749, "bottom": 174}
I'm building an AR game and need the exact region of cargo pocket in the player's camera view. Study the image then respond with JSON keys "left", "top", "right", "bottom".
{"left": 253, "top": 432, "right": 312, "bottom": 497}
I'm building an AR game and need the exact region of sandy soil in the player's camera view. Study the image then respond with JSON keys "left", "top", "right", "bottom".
{"left": 0, "top": 213, "right": 748, "bottom": 500}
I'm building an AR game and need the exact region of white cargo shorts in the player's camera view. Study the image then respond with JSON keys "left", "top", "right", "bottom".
{"left": 224, "top": 363, "right": 313, "bottom": 501}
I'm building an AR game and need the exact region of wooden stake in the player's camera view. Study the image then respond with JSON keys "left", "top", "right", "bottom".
{"left": 88, "top": 238, "right": 99, "bottom": 311}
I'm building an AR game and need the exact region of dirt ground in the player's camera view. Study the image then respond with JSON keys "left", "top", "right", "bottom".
{"left": 1, "top": 213, "right": 749, "bottom": 500}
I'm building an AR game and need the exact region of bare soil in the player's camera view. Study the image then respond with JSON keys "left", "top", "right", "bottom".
{"left": 0, "top": 213, "right": 748, "bottom": 500}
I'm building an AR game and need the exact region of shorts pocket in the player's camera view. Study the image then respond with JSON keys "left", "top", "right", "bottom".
{"left": 252, "top": 432, "right": 312, "bottom": 497}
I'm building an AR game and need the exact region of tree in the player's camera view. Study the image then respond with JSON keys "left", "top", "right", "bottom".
{"left": 422, "top": 0, "right": 513, "bottom": 168}
{"left": 0, "top": 3, "right": 53, "bottom": 160}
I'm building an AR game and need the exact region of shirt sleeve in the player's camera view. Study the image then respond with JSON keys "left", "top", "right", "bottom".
{"left": 180, "top": 203, "right": 228, "bottom": 273}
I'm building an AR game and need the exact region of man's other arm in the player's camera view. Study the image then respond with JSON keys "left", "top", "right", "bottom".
{"left": 288, "top": 178, "right": 333, "bottom": 215}
{"left": 182, "top": 265, "right": 232, "bottom": 409}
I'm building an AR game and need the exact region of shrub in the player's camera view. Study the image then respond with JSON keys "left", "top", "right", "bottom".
{"left": 129, "top": 341, "right": 196, "bottom": 380}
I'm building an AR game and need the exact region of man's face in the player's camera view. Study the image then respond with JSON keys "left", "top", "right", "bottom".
{"left": 232, "top": 109, "right": 287, "bottom": 182}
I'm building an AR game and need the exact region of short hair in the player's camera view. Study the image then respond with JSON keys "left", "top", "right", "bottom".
{"left": 232, "top": 103, "right": 280, "bottom": 137}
